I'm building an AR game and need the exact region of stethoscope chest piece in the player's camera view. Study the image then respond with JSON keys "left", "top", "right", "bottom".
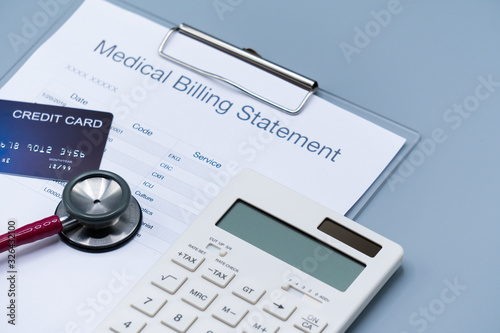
{"left": 55, "top": 170, "right": 142, "bottom": 252}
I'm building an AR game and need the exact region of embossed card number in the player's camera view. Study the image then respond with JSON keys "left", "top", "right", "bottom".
{"left": 0, "top": 99, "right": 113, "bottom": 180}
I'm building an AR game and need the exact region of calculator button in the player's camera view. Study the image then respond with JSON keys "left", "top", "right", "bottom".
{"left": 262, "top": 296, "right": 297, "bottom": 321}
{"left": 139, "top": 322, "right": 172, "bottom": 332}
{"left": 130, "top": 284, "right": 168, "bottom": 317}
{"left": 160, "top": 304, "right": 198, "bottom": 333}
{"left": 181, "top": 283, "right": 218, "bottom": 311}
{"left": 292, "top": 311, "right": 328, "bottom": 333}
{"left": 108, "top": 308, "right": 147, "bottom": 333}
{"left": 232, "top": 281, "right": 266, "bottom": 305}
{"left": 189, "top": 317, "right": 233, "bottom": 332}
{"left": 201, "top": 263, "right": 236, "bottom": 288}
{"left": 211, "top": 298, "right": 249, "bottom": 327}
{"left": 172, "top": 250, "right": 205, "bottom": 272}
{"left": 240, "top": 314, "right": 280, "bottom": 333}
{"left": 151, "top": 271, "right": 188, "bottom": 294}
{"left": 110, "top": 322, "right": 146, "bottom": 333}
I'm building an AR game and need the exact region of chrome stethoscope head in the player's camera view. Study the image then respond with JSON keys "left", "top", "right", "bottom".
{"left": 55, "top": 170, "right": 142, "bottom": 252}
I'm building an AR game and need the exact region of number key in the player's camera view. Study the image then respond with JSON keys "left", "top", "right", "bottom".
{"left": 110, "top": 321, "right": 146, "bottom": 333}
{"left": 160, "top": 303, "right": 198, "bottom": 333}
{"left": 130, "top": 284, "right": 168, "bottom": 317}
{"left": 188, "top": 317, "right": 234, "bottom": 332}
{"left": 108, "top": 307, "right": 147, "bottom": 333}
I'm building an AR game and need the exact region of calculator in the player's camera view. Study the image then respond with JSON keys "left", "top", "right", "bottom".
{"left": 95, "top": 169, "right": 403, "bottom": 333}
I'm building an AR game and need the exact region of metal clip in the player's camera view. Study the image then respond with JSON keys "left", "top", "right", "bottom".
{"left": 158, "top": 24, "right": 318, "bottom": 115}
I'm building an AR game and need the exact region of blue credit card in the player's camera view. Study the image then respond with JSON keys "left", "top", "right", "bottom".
{"left": 0, "top": 99, "right": 113, "bottom": 180}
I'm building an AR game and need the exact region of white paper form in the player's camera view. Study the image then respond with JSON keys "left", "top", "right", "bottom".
{"left": 0, "top": 0, "right": 405, "bottom": 331}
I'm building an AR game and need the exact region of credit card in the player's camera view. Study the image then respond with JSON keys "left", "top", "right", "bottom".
{"left": 0, "top": 99, "right": 113, "bottom": 180}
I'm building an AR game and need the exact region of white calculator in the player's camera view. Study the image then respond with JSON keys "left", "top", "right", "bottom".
{"left": 96, "top": 169, "right": 403, "bottom": 333}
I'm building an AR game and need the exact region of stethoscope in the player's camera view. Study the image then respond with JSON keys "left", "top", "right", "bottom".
{"left": 0, "top": 170, "right": 142, "bottom": 253}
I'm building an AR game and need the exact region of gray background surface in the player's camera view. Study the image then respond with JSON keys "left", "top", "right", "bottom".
{"left": 1, "top": 0, "right": 499, "bottom": 332}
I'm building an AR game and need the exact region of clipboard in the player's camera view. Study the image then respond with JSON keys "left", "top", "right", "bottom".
{"left": 158, "top": 24, "right": 317, "bottom": 115}
{"left": 0, "top": 0, "right": 419, "bottom": 219}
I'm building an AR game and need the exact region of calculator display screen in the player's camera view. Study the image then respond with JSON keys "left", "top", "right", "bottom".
{"left": 216, "top": 200, "right": 365, "bottom": 292}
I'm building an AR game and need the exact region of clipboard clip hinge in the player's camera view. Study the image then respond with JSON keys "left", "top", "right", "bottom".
{"left": 158, "top": 24, "right": 318, "bottom": 115}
